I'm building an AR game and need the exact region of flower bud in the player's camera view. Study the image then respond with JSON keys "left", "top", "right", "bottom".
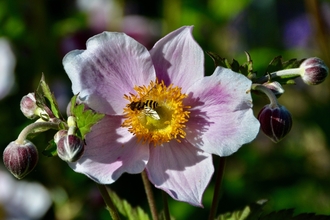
{"left": 3, "top": 140, "right": 39, "bottom": 179}
{"left": 258, "top": 104, "right": 292, "bottom": 143}
{"left": 20, "top": 93, "right": 38, "bottom": 119}
{"left": 56, "top": 134, "right": 84, "bottom": 162}
{"left": 54, "top": 129, "right": 67, "bottom": 144}
{"left": 262, "top": 81, "right": 285, "bottom": 98}
{"left": 300, "top": 57, "right": 328, "bottom": 85}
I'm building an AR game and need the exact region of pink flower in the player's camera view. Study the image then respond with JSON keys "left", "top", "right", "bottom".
{"left": 63, "top": 26, "right": 259, "bottom": 206}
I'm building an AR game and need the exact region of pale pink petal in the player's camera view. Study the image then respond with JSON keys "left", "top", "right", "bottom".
{"left": 63, "top": 32, "right": 156, "bottom": 115}
{"left": 150, "top": 26, "right": 204, "bottom": 92}
{"left": 146, "top": 140, "right": 213, "bottom": 207}
{"left": 184, "top": 67, "right": 260, "bottom": 156}
{"left": 69, "top": 115, "right": 149, "bottom": 184}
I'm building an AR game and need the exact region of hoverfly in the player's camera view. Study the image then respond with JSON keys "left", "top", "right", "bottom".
{"left": 128, "top": 100, "right": 160, "bottom": 120}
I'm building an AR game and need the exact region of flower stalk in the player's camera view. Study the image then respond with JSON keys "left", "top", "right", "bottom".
{"left": 162, "top": 191, "right": 170, "bottom": 220}
{"left": 141, "top": 170, "right": 159, "bottom": 220}
{"left": 97, "top": 184, "right": 121, "bottom": 220}
{"left": 16, "top": 121, "right": 61, "bottom": 145}
{"left": 208, "top": 157, "right": 226, "bottom": 220}
{"left": 251, "top": 83, "right": 279, "bottom": 108}
{"left": 256, "top": 68, "right": 301, "bottom": 84}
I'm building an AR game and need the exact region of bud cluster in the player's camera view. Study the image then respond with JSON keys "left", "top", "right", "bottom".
{"left": 3, "top": 79, "right": 87, "bottom": 179}
{"left": 252, "top": 57, "right": 328, "bottom": 142}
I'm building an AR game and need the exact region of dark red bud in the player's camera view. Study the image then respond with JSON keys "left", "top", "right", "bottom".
{"left": 57, "top": 135, "right": 84, "bottom": 162}
{"left": 258, "top": 104, "right": 292, "bottom": 143}
{"left": 3, "top": 140, "right": 39, "bottom": 179}
{"left": 300, "top": 57, "right": 328, "bottom": 85}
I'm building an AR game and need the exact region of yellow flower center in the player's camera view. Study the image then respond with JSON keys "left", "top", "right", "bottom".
{"left": 122, "top": 80, "right": 190, "bottom": 146}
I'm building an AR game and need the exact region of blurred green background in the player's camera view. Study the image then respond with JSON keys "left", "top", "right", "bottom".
{"left": 1, "top": 0, "right": 330, "bottom": 219}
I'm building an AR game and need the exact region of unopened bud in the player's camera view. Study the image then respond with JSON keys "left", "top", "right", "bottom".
{"left": 300, "top": 57, "right": 328, "bottom": 85}
{"left": 3, "top": 140, "right": 39, "bottom": 179}
{"left": 20, "top": 93, "right": 51, "bottom": 120}
{"left": 54, "top": 130, "right": 67, "bottom": 144}
{"left": 57, "top": 135, "right": 84, "bottom": 162}
{"left": 258, "top": 104, "right": 292, "bottom": 143}
{"left": 262, "top": 81, "right": 285, "bottom": 98}
{"left": 20, "top": 93, "right": 38, "bottom": 119}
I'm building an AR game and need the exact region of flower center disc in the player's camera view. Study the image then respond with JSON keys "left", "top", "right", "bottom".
{"left": 122, "top": 80, "right": 190, "bottom": 146}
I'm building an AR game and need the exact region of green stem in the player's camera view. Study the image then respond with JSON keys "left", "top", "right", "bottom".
{"left": 16, "top": 121, "right": 60, "bottom": 144}
{"left": 141, "top": 170, "right": 159, "bottom": 220}
{"left": 208, "top": 157, "right": 226, "bottom": 220}
{"left": 256, "top": 68, "right": 301, "bottom": 84}
{"left": 162, "top": 191, "right": 170, "bottom": 220}
{"left": 251, "top": 83, "right": 279, "bottom": 108}
{"left": 97, "top": 184, "right": 121, "bottom": 220}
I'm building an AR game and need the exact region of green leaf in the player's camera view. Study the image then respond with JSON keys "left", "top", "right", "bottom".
{"left": 266, "top": 56, "right": 304, "bottom": 74}
{"left": 245, "top": 199, "right": 268, "bottom": 220}
{"left": 216, "top": 200, "right": 266, "bottom": 220}
{"left": 231, "top": 59, "right": 240, "bottom": 72}
{"left": 260, "top": 209, "right": 330, "bottom": 220}
{"left": 265, "top": 56, "right": 284, "bottom": 74}
{"left": 207, "top": 51, "right": 230, "bottom": 68}
{"left": 206, "top": 51, "right": 255, "bottom": 78}
{"left": 282, "top": 58, "right": 302, "bottom": 69}
{"left": 42, "top": 139, "right": 58, "bottom": 157}
{"left": 216, "top": 199, "right": 330, "bottom": 220}
{"left": 260, "top": 56, "right": 305, "bottom": 85}
{"left": 38, "top": 74, "right": 61, "bottom": 119}
{"left": 70, "top": 95, "right": 105, "bottom": 139}
{"left": 216, "top": 206, "right": 251, "bottom": 220}
{"left": 107, "top": 189, "right": 150, "bottom": 220}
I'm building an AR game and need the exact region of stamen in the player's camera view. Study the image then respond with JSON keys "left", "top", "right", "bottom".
{"left": 122, "top": 80, "right": 190, "bottom": 146}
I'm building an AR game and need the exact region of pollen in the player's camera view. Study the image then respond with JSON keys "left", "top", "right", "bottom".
{"left": 122, "top": 80, "right": 190, "bottom": 146}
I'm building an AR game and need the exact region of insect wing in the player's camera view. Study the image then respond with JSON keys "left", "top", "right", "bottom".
{"left": 143, "top": 106, "right": 160, "bottom": 120}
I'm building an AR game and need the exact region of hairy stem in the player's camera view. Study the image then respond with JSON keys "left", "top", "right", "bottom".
{"left": 251, "top": 83, "right": 279, "bottom": 108}
{"left": 141, "top": 170, "right": 159, "bottom": 220}
{"left": 97, "top": 184, "right": 121, "bottom": 220}
{"left": 16, "top": 121, "right": 60, "bottom": 144}
{"left": 255, "top": 68, "right": 301, "bottom": 84}
{"left": 162, "top": 191, "right": 170, "bottom": 220}
{"left": 208, "top": 157, "right": 226, "bottom": 220}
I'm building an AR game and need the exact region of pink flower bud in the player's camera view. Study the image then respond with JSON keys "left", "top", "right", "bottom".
{"left": 20, "top": 93, "right": 38, "bottom": 119}
{"left": 57, "top": 135, "right": 84, "bottom": 162}
{"left": 300, "top": 57, "right": 328, "bottom": 85}
{"left": 262, "top": 81, "right": 284, "bottom": 98}
{"left": 54, "top": 130, "right": 68, "bottom": 144}
{"left": 3, "top": 140, "right": 39, "bottom": 179}
{"left": 258, "top": 104, "right": 292, "bottom": 143}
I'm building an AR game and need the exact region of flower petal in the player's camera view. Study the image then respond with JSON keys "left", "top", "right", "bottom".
{"left": 69, "top": 115, "right": 149, "bottom": 184}
{"left": 150, "top": 26, "right": 204, "bottom": 92}
{"left": 63, "top": 32, "right": 156, "bottom": 115}
{"left": 146, "top": 140, "right": 213, "bottom": 207}
{"left": 185, "top": 67, "right": 260, "bottom": 156}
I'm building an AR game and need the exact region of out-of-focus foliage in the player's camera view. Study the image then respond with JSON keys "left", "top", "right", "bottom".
{"left": 1, "top": 0, "right": 330, "bottom": 219}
